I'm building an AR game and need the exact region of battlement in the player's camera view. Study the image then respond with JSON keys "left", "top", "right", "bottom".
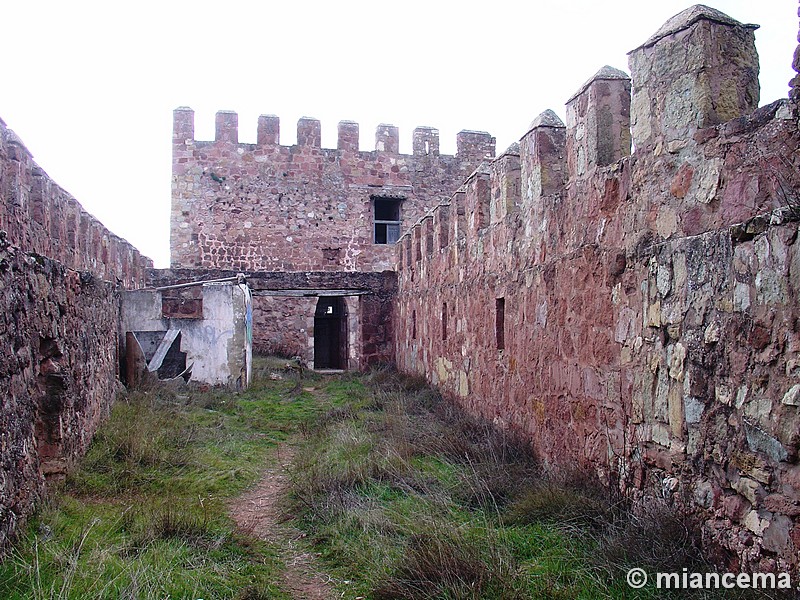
{"left": 566, "top": 66, "right": 631, "bottom": 178}
{"left": 396, "top": 4, "right": 767, "bottom": 261}
{"left": 172, "top": 107, "right": 495, "bottom": 159}
{"left": 393, "top": 4, "right": 800, "bottom": 575}
{"left": 628, "top": 4, "right": 760, "bottom": 150}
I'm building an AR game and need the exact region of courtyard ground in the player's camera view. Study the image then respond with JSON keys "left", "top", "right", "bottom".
{"left": 0, "top": 358, "right": 782, "bottom": 599}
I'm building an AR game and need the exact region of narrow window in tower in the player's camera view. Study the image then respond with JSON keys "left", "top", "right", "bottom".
{"left": 496, "top": 297, "right": 505, "bottom": 350}
{"left": 412, "top": 309, "right": 417, "bottom": 340}
{"left": 442, "top": 303, "right": 448, "bottom": 341}
{"left": 373, "top": 197, "right": 402, "bottom": 244}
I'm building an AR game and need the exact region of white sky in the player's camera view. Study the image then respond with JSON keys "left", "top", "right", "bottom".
{"left": 2, "top": 1, "right": 796, "bottom": 267}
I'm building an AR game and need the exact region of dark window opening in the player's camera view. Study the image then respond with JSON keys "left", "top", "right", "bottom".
{"left": 412, "top": 309, "right": 417, "bottom": 340}
{"left": 130, "top": 330, "right": 188, "bottom": 380}
{"left": 496, "top": 298, "right": 505, "bottom": 350}
{"left": 374, "top": 197, "right": 401, "bottom": 244}
{"left": 442, "top": 303, "right": 448, "bottom": 341}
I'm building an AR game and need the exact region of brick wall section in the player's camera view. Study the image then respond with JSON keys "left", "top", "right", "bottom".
{"left": 0, "top": 119, "right": 151, "bottom": 287}
{"left": 170, "top": 111, "right": 495, "bottom": 272}
{"left": 395, "top": 7, "right": 800, "bottom": 573}
{"left": 148, "top": 269, "right": 396, "bottom": 366}
{"left": 0, "top": 242, "right": 120, "bottom": 551}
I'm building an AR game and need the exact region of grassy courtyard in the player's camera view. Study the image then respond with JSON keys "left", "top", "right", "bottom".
{"left": 0, "top": 358, "right": 773, "bottom": 599}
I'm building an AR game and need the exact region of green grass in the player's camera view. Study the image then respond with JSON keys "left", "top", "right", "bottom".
{"left": 0, "top": 356, "right": 340, "bottom": 600}
{"left": 2, "top": 360, "right": 779, "bottom": 599}
{"left": 285, "top": 368, "right": 775, "bottom": 600}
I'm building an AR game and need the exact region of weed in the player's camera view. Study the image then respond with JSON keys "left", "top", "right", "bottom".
{"left": 373, "top": 528, "right": 523, "bottom": 600}
{"left": 596, "top": 497, "right": 705, "bottom": 573}
{"left": 504, "top": 471, "right": 621, "bottom": 530}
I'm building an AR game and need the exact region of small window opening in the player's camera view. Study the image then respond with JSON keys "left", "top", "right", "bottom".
{"left": 424, "top": 141, "right": 430, "bottom": 155}
{"left": 442, "top": 303, "right": 448, "bottom": 341}
{"left": 412, "top": 309, "right": 417, "bottom": 340}
{"left": 374, "top": 197, "right": 401, "bottom": 244}
{"left": 495, "top": 298, "right": 505, "bottom": 350}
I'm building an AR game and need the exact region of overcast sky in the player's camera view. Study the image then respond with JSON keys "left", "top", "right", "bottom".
{"left": 2, "top": 1, "right": 796, "bottom": 267}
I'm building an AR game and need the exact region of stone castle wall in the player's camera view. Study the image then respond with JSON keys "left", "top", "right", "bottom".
{"left": 0, "top": 119, "right": 151, "bottom": 551}
{"left": 394, "top": 6, "right": 800, "bottom": 573}
{"left": 0, "top": 246, "right": 120, "bottom": 550}
{"left": 170, "top": 110, "right": 495, "bottom": 273}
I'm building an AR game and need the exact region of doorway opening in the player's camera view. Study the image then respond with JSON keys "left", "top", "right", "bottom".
{"left": 314, "top": 296, "right": 347, "bottom": 369}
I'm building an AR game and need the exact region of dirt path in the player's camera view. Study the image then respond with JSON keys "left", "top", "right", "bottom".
{"left": 229, "top": 445, "right": 335, "bottom": 600}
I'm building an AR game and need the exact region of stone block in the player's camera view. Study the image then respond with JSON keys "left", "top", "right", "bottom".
{"left": 375, "top": 124, "right": 399, "bottom": 153}
{"left": 743, "top": 509, "right": 769, "bottom": 535}
{"left": 628, "top": 6, "right": 759, "bottom": 150}
{"left": 745, "top": 422, "right": 789, "bottom": 463}
{"left": 257, "top": 114, "right": 280, "bottom": 145}
{"left": 215, "top": 110, "right": 238, "bottom": 144}
{"left": 566, "top": 66, "right": 631, "bottom": 179}
{"left": 173, "top": 106, "right": 195, "bottom": 143}
{"left": 733, "top": 477, "right": 766, "bottom": 505}
{"left": 413, "top": 127, "right": 440, "bottom": 157}
{"left": 724, "top": 494, "right": 751, "bottom": 521}
{"left": 762, "top": 515, "right": 793, "bottom": 554}
{"left": 520, "top": 110, "right": 566, "bottom": 203}
{"left": 297, "top": 117, "right": 321, "bottom": 147}
{"left": 337, "top": 120, "right": 359, "bottom": 152}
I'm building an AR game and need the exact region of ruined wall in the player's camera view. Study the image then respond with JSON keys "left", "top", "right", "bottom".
{"left": 395, "top": 6, "right": 800, "bottom": 573}
{"left": 120, "top": 282, "right": 252, "bottom": 388}
{"left": 0, "top": 118, "right": 151, "bottom": 551}
{"left": 148, "top": 269, "right": 396, "bottom": 368}
{"left": 0, "top": 242, "right": 121, "bottom": 549}
{"left": 171, "top": 111, "right": 495, "bottom": 272}
{"left": 0, "top": 120, "right": 152, "bottom": 287}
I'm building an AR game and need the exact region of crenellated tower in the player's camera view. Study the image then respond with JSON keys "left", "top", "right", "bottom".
{"left": 170, "top": 111, "right": 495, "bottom": 273}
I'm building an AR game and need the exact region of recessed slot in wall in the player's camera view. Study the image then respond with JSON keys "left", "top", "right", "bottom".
{"left": 496, "top": 297, "right": 505, "bottom": 351}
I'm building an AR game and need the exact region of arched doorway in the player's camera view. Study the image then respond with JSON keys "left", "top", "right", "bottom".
{"left": 314, "top": 296, "right": 347, "bottom": 369}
